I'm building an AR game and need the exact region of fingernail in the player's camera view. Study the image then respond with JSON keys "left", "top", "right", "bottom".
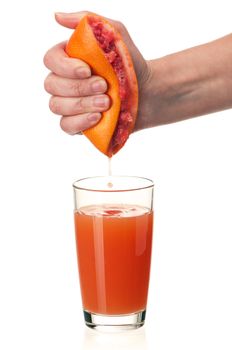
{"left": 93, "top": 96, "right": 109, "bottom": 107}
{"left": 88, "top": 113, "right": 101, "bottom": 122}
{"left": 76, "top": 67, "right": 91, "bottom": 78}
{"left": 91, "top": 79, "right": 107, "bottom": 93}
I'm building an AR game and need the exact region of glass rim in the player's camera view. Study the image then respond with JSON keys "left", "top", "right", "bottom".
{"left": 73, "top": 176, "right": 154, "bottom": 193}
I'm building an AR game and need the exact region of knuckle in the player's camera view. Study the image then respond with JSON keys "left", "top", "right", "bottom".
{"left": 70, "top": 81, "right": 83, "bottom": 96}
{"left": 114, "top": 20, "right": 125, "bottom": 30}
{"left": 49, "top": 97, "right": 60, "bottom": 114}
{"left": 44, "top": 75, "right": 52, "bottom": 93}
{"left": 60, "top": 117, "right": 68, "bottom": 132}
{"left": 75, "top": 97, "right": 85, "bottom": 112}
{"left": 60, "top": 117, "right": 77, "bottom": 135}
{"left": 60, "top": 56, "right": 68, "bottom": 70}
{"left": 43, "top": 50, "right": 52, "bottom": 69}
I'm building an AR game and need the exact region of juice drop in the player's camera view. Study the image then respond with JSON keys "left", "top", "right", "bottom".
{"left": 107, "top": 182, "right": 113, "bottom": 188}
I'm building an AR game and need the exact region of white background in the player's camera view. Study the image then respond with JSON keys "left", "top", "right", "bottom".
{"left": 0, "top": 0, "right": 232, "bottom": 349}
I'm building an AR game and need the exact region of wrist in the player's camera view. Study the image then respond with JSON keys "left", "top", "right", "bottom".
{"left": 134, "top": 60, "right": 157, "bottom": 131}
{"left": 135, "top": 54, "right": 201, "bottom": 131}
{"left": 135, "top": 58, "right": 168, "bottom": 131}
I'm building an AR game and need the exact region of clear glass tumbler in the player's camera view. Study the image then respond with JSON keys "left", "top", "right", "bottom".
{"left": 73, "top": 176, "right": 154, "bottom": 330}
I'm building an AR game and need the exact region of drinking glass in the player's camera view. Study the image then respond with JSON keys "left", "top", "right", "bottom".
{"left": 73, "top": 176, "right": 154, "bottom": 330}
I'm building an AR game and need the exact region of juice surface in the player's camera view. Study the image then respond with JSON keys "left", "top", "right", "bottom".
{"left": 74, "top": 204, "right": 153, "bottom": 315}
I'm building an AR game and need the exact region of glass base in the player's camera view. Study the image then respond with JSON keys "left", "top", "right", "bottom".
{"left": 83, "top": 309, "right": 146, "bottom": 331}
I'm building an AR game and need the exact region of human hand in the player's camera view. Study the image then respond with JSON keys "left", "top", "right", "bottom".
{"left": 44, "top": 11, "right": 150, "bottom": 134}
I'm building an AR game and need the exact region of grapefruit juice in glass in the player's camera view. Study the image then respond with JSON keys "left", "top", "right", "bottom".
{"left": 73, "top": 176, "right": 154, "bottom": 330}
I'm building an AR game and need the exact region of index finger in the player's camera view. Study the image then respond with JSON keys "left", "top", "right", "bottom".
{"left": 43, "top": 41, "right": 91, "bottom": 79}
{"left": 55, "top": 11, "right": 89, "bottom": 29}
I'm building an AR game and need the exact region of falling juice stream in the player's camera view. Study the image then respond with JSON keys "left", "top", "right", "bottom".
{"left": 107, "top": 157, "right": 113, "bottom": 188}
{"left": 108, "top": 157, "right": 112, "bottom": 176}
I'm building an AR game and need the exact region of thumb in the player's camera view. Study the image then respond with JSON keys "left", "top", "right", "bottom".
{"left": 55, "top": 11, "right": 89, "bottom": 29}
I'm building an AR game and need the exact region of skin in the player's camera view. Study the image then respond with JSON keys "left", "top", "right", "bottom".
{"left": 44, "top": 11, "right": 232, "bottom": 135}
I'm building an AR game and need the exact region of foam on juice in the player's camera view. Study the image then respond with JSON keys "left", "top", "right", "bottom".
{"left": 78, "top": 204, "right": 150, "bottom": 218}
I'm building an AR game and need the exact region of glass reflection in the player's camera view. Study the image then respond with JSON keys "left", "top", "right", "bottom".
{"left": 81, "top": 326, "right": 148, "bottom": 350}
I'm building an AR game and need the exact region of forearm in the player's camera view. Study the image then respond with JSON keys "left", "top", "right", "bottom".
{"left": 136, "top": 34, "right": 232, "bottom": 130}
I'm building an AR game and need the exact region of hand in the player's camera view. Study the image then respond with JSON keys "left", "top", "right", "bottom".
{"left": 43, "top": 11, "right": 150, "bottom": 134}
